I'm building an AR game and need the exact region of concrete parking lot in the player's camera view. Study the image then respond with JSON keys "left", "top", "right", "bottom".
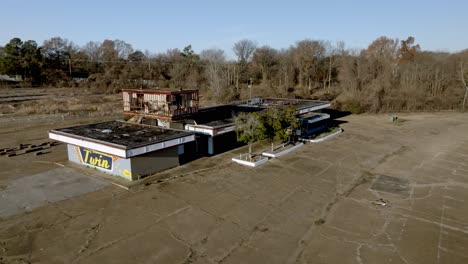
{"left": 0, "top": 167, "right": 109, "bottom": 218}
{"left": 1, "top": 113, "right": 468, "bottom": 263}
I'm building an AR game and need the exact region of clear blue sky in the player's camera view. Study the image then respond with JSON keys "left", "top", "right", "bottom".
{"left": 1, "top": 0, "right": 467, "bottom": 58}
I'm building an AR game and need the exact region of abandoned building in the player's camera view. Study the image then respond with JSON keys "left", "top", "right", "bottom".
{"left": 122, "top": 89, "right": 199, "bottom": 125}
{"left": 49, "top": 89, "right": 331, "bottom": 181}
{"left": 49, "top": 121, "right": 195, "bottom": 180}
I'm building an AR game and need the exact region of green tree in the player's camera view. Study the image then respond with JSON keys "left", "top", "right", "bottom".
{"left": 180, "top": 45, "right": 200, "bottom": 88}
{"left": 21, "top": 40, "right": 44, "bottom": 85}
{"left": 0, "top": 38, "right": 44, "bottom": 85}
{"left": 262, "top": 107, "right": 282, "bottom": 151}
{"left": 1, "top": 38, "right": 22, "bottom": 77}
{"left": 128, "top": 50, "right": 146, "bottom": 62}
{"left": 281, "top": 105, "right": 300, "bottom": 137}
{"left": 262, "top": 106, "right": 299, "bottom": 151}
{"left": 181, "top": 45, "right": 199, "bottom": 62}
{"left": 233, "top": 112, "right": 266, "bottom": 157}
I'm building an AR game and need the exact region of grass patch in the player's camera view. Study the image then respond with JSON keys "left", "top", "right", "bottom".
{"left": 14, "top": 96, "right": 121, "bottom": 117}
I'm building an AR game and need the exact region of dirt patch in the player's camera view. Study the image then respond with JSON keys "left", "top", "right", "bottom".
{"left": 370, "top": 175, "right": 410, "bottom": 197}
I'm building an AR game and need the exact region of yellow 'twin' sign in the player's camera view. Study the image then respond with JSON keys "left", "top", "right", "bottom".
{"left": 77, "top": 147, "right": 113, "bottom": 171}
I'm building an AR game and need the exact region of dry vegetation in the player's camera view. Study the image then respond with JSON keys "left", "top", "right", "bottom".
{"left": 15, "top": 96, "right": 120, "bottom": 116}
{"left": 1, "top": 36, "right": 468, "bottom": 114}
{"left": 0, "top": 88, "right": 121, "bottom": 117}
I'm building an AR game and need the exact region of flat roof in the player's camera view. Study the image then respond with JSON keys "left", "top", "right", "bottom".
{"left": 184, "top": 99, "right": 330, "bottom": 136}
{"left": 191, "top": 105, "right": 262, "bottom": 127}
{"left": 188, "top": 98, "right": 330, "bottom": 127}
{"left": 299, "top": 112, "right": 331, "bottom": 124}
{"left": 50, "top": 121, "right": 193, "bottom": 148}
{"left": 49, "top": 121, "right": 195, "bottom": 158}
{"left": 245, "top": 98, "right": 330, "bottom": 112}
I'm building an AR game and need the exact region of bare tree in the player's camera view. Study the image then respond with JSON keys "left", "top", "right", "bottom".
{"left": 233, "top": 39, "right": 257, "bottom": 63}
{"left": 100, "top": 39, "right": 118, "bottom": 61}
{"left": 292, "top": 39, "right": 327, "bottom": 91}
{"left": 42, "top": 37, "right": 76, "bottom": 69}
{"left": 80, "top": 41, "right": 103, "bottom": 75}
{"left": 232, "top": 39, "right": 257, "bottom": 89}
{"left": 323, "top": 41, "right": 345, "bottom": 90}
{"left": 114, "top": 39, "right": 133, "bottom": 60}
{"left": 41, "top": 37, "right": 78, "bottom": 83}
{"left": 83, "top": 41, "right": 102, "bottom": 62}
{"left": 99, "top": 39, "right": 133, "bottom": 61}
{"left": 362, "top": 36, "right": 400, "bottom": 77}
{"left": 200, "top": 48, "right": 226, "bottom": 100}
{"left": 3, "top": 33, "right": 468, "bottom": 112}
{"left": 165, "top": 48, "right": 185, "bottom": 88}
{"left": 251, "top": 46, "right": 278, "bottom": 84}
{"left": 360, "top": 37, "right": 401, "bottom": 111}
{"left": 276, "top": 49, "right": 295, "bottom": 94}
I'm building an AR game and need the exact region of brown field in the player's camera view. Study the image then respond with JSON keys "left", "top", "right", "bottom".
{"left": 0, "top": 87, "right": 121, "bottom": 117}
{"left": 1, "top": 87, "right": 468, "bottom": 264}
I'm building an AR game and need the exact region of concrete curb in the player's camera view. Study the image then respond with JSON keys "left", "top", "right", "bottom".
{"left": 262, "top": 143, "right": 305, "bottom": 158}
{"left": 302, "top": 128, "right": 343, "bottom": 143}
{"left": 232, "top": 156, "right": 269, "bottom": 167}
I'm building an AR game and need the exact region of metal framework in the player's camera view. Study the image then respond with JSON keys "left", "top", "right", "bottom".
{"left": 122, "top": 89, "right": 199, "bottom": 121}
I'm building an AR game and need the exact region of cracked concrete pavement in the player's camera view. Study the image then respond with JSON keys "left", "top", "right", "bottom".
{"left": 1, "top": 113, "right": 468, "bottom": 263}
{"left": 0, "top": 167, "right": 110, "bottom": 218}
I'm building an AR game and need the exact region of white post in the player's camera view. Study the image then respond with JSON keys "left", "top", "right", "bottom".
{"left": 208, "top": 137, "right": 214, "bottom": 155}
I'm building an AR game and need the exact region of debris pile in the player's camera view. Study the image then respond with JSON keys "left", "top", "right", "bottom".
{"left": 372, "top": 198, "right": 389, "bottom": 207}
{"left": 0, "top": 141, "right": 61, "bottom": 158}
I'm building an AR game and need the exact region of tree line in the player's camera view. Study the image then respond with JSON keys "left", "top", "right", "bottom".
{"left": 0, "top": 36, "right": 467, "bottom": 112}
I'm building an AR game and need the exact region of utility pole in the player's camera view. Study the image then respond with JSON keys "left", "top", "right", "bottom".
{"left": 235, "top": 66, "right": 239, "bottom": 91}
{"left": 69, "top": 59, "right": 72, "bottom": 78}
{"left": 461, "top": 62, "right": 468, "bottom": 111}
{"left": 248, "top": 78, "right": 252, "bottom": 101}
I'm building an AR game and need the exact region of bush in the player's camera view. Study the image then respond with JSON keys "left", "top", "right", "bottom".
{"left": 335, "top": 99, "right": 367, "bottom": 114}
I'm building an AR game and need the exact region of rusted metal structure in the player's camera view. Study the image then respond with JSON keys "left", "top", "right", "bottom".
{"left": 122, "top": 89, "right": 199, "bottom": 121}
